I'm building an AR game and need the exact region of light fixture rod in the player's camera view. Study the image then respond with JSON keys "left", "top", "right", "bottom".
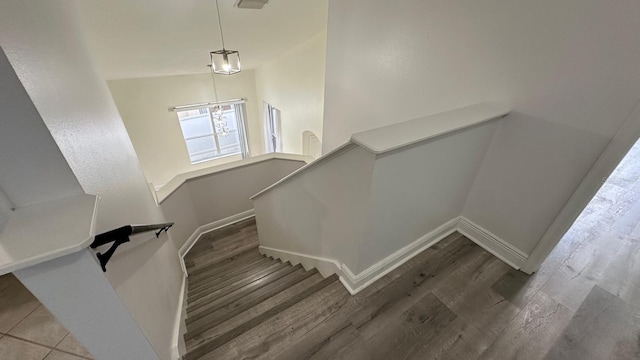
{"left": 215, "top": 0, "right": 226, "bottom": 49}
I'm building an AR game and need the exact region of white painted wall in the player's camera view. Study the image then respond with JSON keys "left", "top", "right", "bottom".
{"left": 0, "top": 186, "right": 13, "bottom": 233}
{"left": 156, "top": 158, "right": 306, "bottom": 252}
{"left": 360, "top": 120, "right": 498, "bottom": 272}
{"left": 0, "top": 49, "right": 83, "bottom": 208}
{"left": 0, "top": 2, "right": 182, "bottom": 359}
{"left": 254, "top": 145, "right": 376, "bottom": 272}
{"left": 160, "top": 185, "right": 200, "bottom": 251}
{"left": 254, "top": 117, "right": 501, "bottom": 275}
{"left": 187, "top": 159, "right": 306, "bottom": 226}
{"left": 255, "top": 32, "right": 327, "bottom": 154}
{"left": 15, "top": 250, "right": 159, "bottom": 360}
{"left": 108, "top": 71, "right": 263, "bottom": 187}
{"left": 324, "top": 0, "right": 640, "bottom": 255}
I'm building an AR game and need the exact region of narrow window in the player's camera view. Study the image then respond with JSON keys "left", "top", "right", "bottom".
{"left": 264, "top": 102, "right": 282, "bottom": 153}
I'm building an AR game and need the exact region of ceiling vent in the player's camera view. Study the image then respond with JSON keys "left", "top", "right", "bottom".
{"left": 235, "top": 0, "right": 269, "bottom": 9}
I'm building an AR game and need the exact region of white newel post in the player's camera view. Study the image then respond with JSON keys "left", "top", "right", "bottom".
{"left": 14, "top": 250, "right": 159, "bottom": 360}
{"left": 0, "top": 194, "right": 159, "bottom": 360}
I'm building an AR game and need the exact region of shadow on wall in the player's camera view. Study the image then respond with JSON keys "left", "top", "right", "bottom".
{"left": 303, "top": 131, "right": 322, "bottom": 159}
{"left": 462, "top": 111, "right": 612, "bottom": 254}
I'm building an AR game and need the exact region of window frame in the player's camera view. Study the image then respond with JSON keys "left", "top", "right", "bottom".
{"left": 173, "top": 99, "right": 250, "bottom": 164}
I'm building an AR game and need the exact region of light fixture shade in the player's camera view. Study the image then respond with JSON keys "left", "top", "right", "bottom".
{"left": 210, "top": 49, "right": 241, "bottom": 75}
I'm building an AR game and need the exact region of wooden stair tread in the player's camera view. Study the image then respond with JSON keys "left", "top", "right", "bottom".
{"left": 189, "top": 218, "right": 256, "bottom": 252}
{"left": 186, "top": 240, "right": 259, "bottom": 274}
{"left": 186, "top": 263, "right": 301, "bottom": 320}
{"left": 188, "top": 261, "right": 287, "bottom": 305}
{"left": 186, "top": 267, "right": 317, "bottom": 336}
{"left": 184, "top": 274, "right": 340, "bottom": 360}
{"left": 188, "top": 248, "right": 261, "bottom": 280}
{"left": 186, "top": 273, "right": 325, "bottom": 349}
{"left": 188, "top": 256, "right": 273, "bottom": 294}
{"left": 186, "top": 228, "right": 258, "bottom": 265}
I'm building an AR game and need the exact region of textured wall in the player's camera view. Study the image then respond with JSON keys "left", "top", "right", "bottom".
{"left": 255, "top": 32, "right": 327, "bottom": 154}
{"left": 324, "top": 0, "right": 640, "bottom": 255}
{"left": 0, "top": 2, "right": 182, "bottom": 359}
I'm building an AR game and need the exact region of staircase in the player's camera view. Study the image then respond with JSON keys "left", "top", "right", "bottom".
{"left": 182, "top": 218, "right": 340, "bottom": 360}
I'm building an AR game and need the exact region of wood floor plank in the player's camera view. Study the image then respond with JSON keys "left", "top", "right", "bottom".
{"left": 543, "top": 285, "right": 640, "bottom": 360}
{"left": 407, "top": 317, "right": 494, "bottom": 360}
{"left": 187, "top": 228, "right": 259, "bottom": 265}
{"left": 188, "top": 259, "right": 281, "bottom": 301}
{"left": 203, "top": 281, "right": 351, "bottom": 360}
{"left": 344, "top": 292, "right": 457, "bottom": 360}
{"left": 187, "top": 240, "right": 259, "bottom": 273}
{"left": 433, "top": 254, "right": 519, "bottom": 339}
{"left": 186, "top": 264, "right": 302, "bottom": 322}
{"left": 353, "top": 240, "right": 482, "bottom": 341}
{"left": 188, "top": 248, "right": 262, "bottom": 280}
{"left": 185, "top": 275, "right": 338, "bottom": 360}
{"left": 185, "top": 267, "right": 315, "bottom": 338}
{"left": 188, "top": 255, "right": 270, "bottom": 291}
{"left": 186, "top": 223, "right": 258, "bottom": 264}
{"left": 479, "top": 290, "right": 573, "bottom": 360}
{"left": 188, "top": 274, "right": 326, "bottom": 350}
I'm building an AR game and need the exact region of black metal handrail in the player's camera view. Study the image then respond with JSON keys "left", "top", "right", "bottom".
{"left": 90, "top": 222, "right": 174, "bottom": 272}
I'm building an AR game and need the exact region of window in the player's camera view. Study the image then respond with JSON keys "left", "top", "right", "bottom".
{"left": 175, "top": 102, "right": 250, "bottom": 164}
{"left": 264, "top": 102, "right": 282, "bottom": 152}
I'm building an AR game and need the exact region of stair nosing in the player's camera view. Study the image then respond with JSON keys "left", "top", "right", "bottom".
{"left": 183, "top": 273, "right": 339, "bottom": 360}
{"left": 185, "top": 263, "right": 301, "bottom": 325}
{"left": 188, "top": 248, "right": 262, "bottom": 279}
{"left": 185, "top": 266, "right": 313, "bottom": 335}
{"left": 188, "top": 256, "right": 273, "bottom": 295}
{"left": 187, "top": 261, "right": 287, "bottom": 307}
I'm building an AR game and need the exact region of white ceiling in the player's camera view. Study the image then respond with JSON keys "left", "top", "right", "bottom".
{"left": 75, "top": 0, "right": 328, "bottom": 80}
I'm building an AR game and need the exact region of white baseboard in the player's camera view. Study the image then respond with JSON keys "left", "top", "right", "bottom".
{"left": 178, "top": 209, "right": 255, "bottom": 275}
{"left": 258, "top": 246, "right": 342, "bottom": 279}
{"left": 171, "top": 275, "right": 187, "bottom": 360}
{"left": 457, "top": 216, "right": 528, "bottom": 269}
{"left": 341, "top": 217, "right": 460, "bottom": 294}
{"left": 255, "top": 217, "right": 529, "bottom": 295}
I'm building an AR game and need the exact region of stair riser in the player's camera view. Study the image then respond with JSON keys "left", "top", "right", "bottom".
{"left": 185, "top": 268, "right": 314, "bottom": 337}
{"left": 188, "top": 257, "right": 273, "bottom": 295}
{"left": 186, "top": 264, "right": 302, "bottom": 323}
{"left": 188, "top": 262, "right": 286, "bottom": 307}
{"left": 184, "top": 274, "right": 339, "bottom": 360}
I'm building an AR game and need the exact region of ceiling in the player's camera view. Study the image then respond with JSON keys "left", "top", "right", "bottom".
{"left": 75, "top": 0, "right": 328, "bottom": 80}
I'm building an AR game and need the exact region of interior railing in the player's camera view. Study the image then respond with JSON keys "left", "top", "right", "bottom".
{"left": 90, "top": 223, "right": 174, "bottom": 271}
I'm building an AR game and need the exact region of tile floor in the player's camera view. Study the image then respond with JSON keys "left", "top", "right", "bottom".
{"left": 0, "top": 273, "right": 93, "bottom": 360}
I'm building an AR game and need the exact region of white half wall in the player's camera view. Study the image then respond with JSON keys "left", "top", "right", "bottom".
{"left": 253, "top": 105, "right": 507, "bottom": 292}
{"left": 108, "top": 71, "right": 263, "bottom": 187}
{"left": 254, "top": 145, "right": 376, "bottom": 272}
{"left": 324, "top": 0, "right": 640, "bottom": 258}
{"left": 360, "top": 120, "right": 499, "bottom": 272}
{"left": 187, "top": 159, "right": 307, "bottom": 226}
{"left": 14, "top": 250, "right": 159, "bottom": 360}
{"left": 255, "top": 32, "right": 327, "bottom": 154}
{"left": 0, "top": 2, "right": 182, "bottom": 359}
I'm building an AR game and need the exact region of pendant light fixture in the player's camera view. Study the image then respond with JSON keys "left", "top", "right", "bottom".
{"left": 210, "top": 0, "right": 241, "bottom": 75}
{"left": 208, "top": 65, "right": 231, "bottom": 137}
